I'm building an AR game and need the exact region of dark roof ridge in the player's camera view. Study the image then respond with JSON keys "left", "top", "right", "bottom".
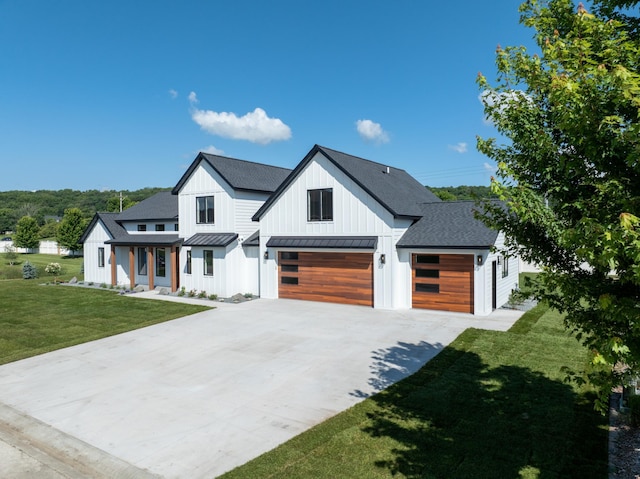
{"left": 316, "top": 145, "right": 408, "bottom": 173}
{"left": 199, "top": 151, "right": 291, "bottom": 174}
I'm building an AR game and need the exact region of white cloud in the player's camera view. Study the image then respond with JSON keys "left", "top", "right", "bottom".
{"left": 356, "top": 119, "right": 390, "bottom": 144}
{"left": 201, "top": 145, "right": 225, "bottom": 155}
{"left": 448, "top": 142, "right": 468, "bottom": 153}
{"left": 483, "top": 162, "right": 497, "bottom": 173}
{"left": 189, "top": 93, "right": 292, "bottom": 145}
{"left": 169, "top": 89, "right": 178, "bottom": 99}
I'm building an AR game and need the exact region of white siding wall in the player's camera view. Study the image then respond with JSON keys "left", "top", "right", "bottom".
{"left": 475, "top": 232, "right": 520, "bottom": 315}
{"left": 259, "top": 152, "right": 400, "bottom": 308}
{"left": 179, "top": 244, "right": 260, "bottom": 297}
{"left": 121, "top": 222, "right": 178, "bottom": 234}
{"left": 177, "top": 161, "right": 237, "bottom": 239}
{"left": 235, "top": 191, "right": 269, "bottom": 240}
{"left": 82, "top": 220, "right": 112, "bottom": 285}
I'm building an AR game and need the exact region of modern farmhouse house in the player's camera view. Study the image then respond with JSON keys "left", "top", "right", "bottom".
{"left": 82, "top": 145, "right": 518, "bottom": 315}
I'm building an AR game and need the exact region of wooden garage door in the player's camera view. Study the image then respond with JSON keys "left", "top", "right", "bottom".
{"left": 412, "top": 254, "right": 474, "bottom": 313}
{"left": 278, "top": 251, "right": 373, "bottom": 307}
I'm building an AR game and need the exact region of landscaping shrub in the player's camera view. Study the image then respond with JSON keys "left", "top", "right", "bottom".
{"left": 22, "top": 261, "right": 37, "bottom": 279}
{"left": 208, "top": 293, "right": 217, "bottom": 300}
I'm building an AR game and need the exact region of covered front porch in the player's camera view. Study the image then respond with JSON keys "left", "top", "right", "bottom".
{"left": 105, "top": 235, "right": 182, "bottom": 292}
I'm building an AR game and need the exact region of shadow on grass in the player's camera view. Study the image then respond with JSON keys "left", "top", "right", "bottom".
{"left": 359, "top": 343, "right": 606, "bottom": 478}
{"left": 351, "top": 341, "right": 445, "bottom": 399}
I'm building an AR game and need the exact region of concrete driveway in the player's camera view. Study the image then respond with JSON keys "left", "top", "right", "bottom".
{"left": 0, "top": 296, "right": 521, "bottom": 478}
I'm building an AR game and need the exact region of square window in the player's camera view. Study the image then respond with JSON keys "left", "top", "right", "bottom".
{"left": 204, "top": 250, "right": 213, "bottom": 276}
{"left": 196, "top": 196, "right": 215, "bottom": 224}
{"left": 155, "top": 224, "right": 165, "bottom": 231}
{"left": 137, "top": 224, "right": 147, "bottom": 232}
{"left": 307, "top": 188, "right": 333, "bottom": 221}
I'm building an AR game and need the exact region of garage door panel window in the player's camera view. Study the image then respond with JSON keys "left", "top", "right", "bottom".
{"left": 281, "top": 264, "right": 298, "bottom": 273}
{"left": 416, "top": 283, "right": 440, "bottom": 293}
{"left": 281, "top": 276, "right": 298, "bottom": 285}
{"left": 415, "top": 269, "right": 439, "bottom": 278}
{"left": 307, "top": 188, "right": 333, "bottom": 222}
{"left": 416, "top": 255, "right": 439, "bottom": 264}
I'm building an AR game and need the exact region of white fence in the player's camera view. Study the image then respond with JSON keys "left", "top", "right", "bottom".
{"left": 0, "top": 240, "right": 74, "bottom": 256}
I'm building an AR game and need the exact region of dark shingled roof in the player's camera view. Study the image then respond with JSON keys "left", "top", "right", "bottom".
{"left": 116, "top": 191, "right": 177, "bottom": 222}
{"left": 397, "top": 201, "right": 499, "bottom": 249}
{"left": 243, "top": 230, "right": 260, "bottom": 247}
{"left": 80, "top": 212, "right": 126, "bottom": 243}
{"left": 105, "top": 234, "right": 182, "bottom": 246}
{"left": 183, "top": 233, "right": 238, "bottom": 247}
{"left": 253, "top": 145, "right": 440, "bottom": 221}
{"left": 172, "top": 152, "right": 292, "bottom": 195}
{"left": 266, "top": 236, "right": 378, "bottom": 249}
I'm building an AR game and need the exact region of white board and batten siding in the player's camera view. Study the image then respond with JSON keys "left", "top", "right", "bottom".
{"left": 475, "top": 232, "right": 520, "bottom": 315}
{"left": 82, "top": 219, "right": 112, "bottom": 285}
{"left": 176, "top": 159, "right": 265, "bottom": 297}
{"left": 259, "top": 151, "right": 404, "bottom": 309}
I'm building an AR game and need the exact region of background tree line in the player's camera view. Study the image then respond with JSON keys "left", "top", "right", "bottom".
{"left": 0, "top": 187, "right": 170, "bottom": 234}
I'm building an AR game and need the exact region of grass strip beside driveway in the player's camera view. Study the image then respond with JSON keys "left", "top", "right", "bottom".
{"left": 0, "top": 280, "right": 210, "bottom": 365}
{"left": 221, "top": 304, "right": 608, "bottom": 479}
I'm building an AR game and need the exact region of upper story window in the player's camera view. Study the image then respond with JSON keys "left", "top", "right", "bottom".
{"left": 174, "top": 223, "right": 179, "bottom": 231}
{"left": 196, "top": 196, "right": 215, "bottom": 224}
{"left": 155, "top": 224, "right": 165, "bottom": 231}
{"left": 307, "top": 188, "right": 333, "bottom": 222}
{"left": 137, "top": 224, "right": 147, "bottom": 231}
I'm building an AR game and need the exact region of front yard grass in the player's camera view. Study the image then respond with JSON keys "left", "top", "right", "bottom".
{"left": 0, "top": 252, "right": 83, "bottom": 281}
{"left": 221, "top": 304, "right": 608, "bottom": 479}
{"left": 0, "top": 280, "right": 210, "bottom": 365}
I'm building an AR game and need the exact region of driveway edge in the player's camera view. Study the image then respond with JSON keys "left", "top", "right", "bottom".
{"left": 0, "top": 402, "right": 160, "bottom": 479}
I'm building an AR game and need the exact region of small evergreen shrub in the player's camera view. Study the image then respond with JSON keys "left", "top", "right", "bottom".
{"left": 22, "top": 261, "right": 37, "bottom": 279}
{"left": 177, "top": 286, "right": 186, "bottom": 297}
{"left": 100, "top": 283, "right": 107, "bottom": 288}
{"left": 208, "top": 293, "right": 217, "bottom": 300}
{"left": 198, "top": 290, "right": 207, "bottom": 299}
{"left": 244, "top": 292, "right": 253, "bottom": 298}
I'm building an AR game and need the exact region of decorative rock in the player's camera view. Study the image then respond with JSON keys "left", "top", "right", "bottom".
{"left": 159, "top": 288, "right": 169, "bottom": 295}
{"left": 134, "top": 285, "right": 146, "bottom": 292}
{"left": 69, "top": 277, "right": 78, "bottom": 284}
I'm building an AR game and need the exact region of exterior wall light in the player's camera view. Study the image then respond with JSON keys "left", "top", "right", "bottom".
{"left": 264, "top": 250, "right": 269, "bottom": 260}
{"left": 477, "top": 255, "right": 483, "bottom": 265}
{"left": 380, "top": 254, "right": 386, "bottom": 264}
{"left": 497, "top": 256, "right": 502, "bottom": 265}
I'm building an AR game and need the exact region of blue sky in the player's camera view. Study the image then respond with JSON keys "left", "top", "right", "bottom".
{"left": 0, "top": 0, "right": 536, "bottom": 192}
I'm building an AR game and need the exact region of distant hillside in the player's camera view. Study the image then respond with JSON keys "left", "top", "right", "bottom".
{"left": 427, "top": 185, "right": 498, "bottom": 202}
{"left": 0, "top": 187, "right": 170, "bottom": 233}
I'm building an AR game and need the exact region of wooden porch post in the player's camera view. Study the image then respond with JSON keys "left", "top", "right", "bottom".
{"left": 147, "top": 247, "right": 155, "bottom": 290}
{"left": 170, "top": 245, "right": 178, "bottom": 292}
{"left": 129, "top": 247, "right": 135, "bottom": 290}
{"left": 110, "top": 245, "right": 117, "bottom": 287}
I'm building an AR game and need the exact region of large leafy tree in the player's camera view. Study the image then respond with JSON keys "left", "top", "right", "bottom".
{"left": 14, "top": 216, "right": 40, "bottom": 251}
{"left": 477, "top": 0, "right": 640, "bottom": 409}
{"left": 56, "top": 208, "right": 87, "bottom": 255}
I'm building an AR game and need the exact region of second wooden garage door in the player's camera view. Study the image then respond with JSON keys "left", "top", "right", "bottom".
{"left": 278, "top": 251, "right": 373, "bottom": 307}
{"left": 412, "top": 253, "right": 474, "bottom": 313}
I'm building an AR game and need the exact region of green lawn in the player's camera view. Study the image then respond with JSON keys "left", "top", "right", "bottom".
{"left": 221, "top": 304, "right": 609, "bottom": 479}
{"left": 0, "top": 252, "right": 84, "bottom": 281}
{"left": 0, "top": 279, "right": 210, "bottom": 366}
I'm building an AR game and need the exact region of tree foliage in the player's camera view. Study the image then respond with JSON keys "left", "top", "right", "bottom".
{"left": 14, "top": 216, "right": 40, "bottom": 250}
{"left": 0, "top": 187, "right": 169, "bottom": 232}
{"left": 477, "top": 0, "right": 640, "bottom": 409}
{"left": 56, "top": 208, "right": 87, "bottom": 254}
{"left": 428, "top": 185, "right": 498, "bottom": 201}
